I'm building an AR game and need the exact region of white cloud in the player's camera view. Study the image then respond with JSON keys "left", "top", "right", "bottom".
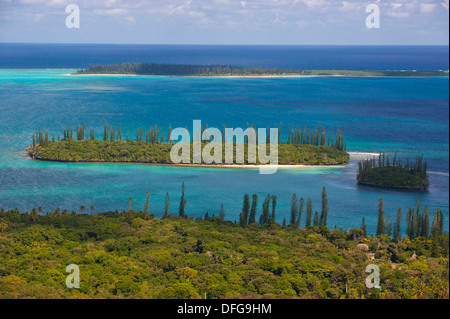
{"left": 301, "top": 0, "right": 325, "bottom": 8}
{"left": 93, "top": 8, "right": 128, "bottom": 15}
{"left": 1, "top": 0, "right": 448, "bottom": 44}
{"left": 104, "top": 0, "right": 121, "bottom": 7}
{"left": 340, "top": 1, "right": 363, "bottom": 13}
{"left": 420, "top": 3, "right": 436, "bottom": 13}
{"left": 34, "top": 13, "right": 44, "bottom": 21}
{"left": 19, "top": 0, "right": 68, "bottom": 6}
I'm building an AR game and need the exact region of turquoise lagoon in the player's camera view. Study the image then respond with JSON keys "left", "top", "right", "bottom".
{"left": 0, "top": 69, "right": 448, "bottom": 235}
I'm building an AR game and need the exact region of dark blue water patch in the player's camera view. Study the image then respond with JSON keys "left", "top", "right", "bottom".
{"left": 336, "top": 99, "right": 449, "bottom": 122}
{"left": 0, "top": 166, "right": 122, "bottom": 190}
{"left": 0, "top": 43, "right": 448, "bottom": 70}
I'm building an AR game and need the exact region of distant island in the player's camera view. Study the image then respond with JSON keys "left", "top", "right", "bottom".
{"left": 357, "top": 153, "right": 430, "bottom": 190}
{"left": 26, "top": 123, "right": 349, "bottom": 166}
{"left": 75, "top": 63, "right": 449, "bottom": 77}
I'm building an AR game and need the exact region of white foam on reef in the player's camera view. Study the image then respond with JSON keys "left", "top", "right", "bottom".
{"left": 428, "top": 171, "right": 450, "bottom": 177}
{"left": 348, "top": 152, "right": 381, "bottom": 160}
{"left": 19, "top": 150, "right": 32, "bottom": 159}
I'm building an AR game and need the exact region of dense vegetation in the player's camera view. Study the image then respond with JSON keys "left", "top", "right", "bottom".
{"left": 77, "top": 63, "right": 305, "bottom": 76}
{"left": 75, "top": 63, "right": 449, "bottom": 77}
{"left": 304, "top": 70, "right": 449, "bottom": 77}
{"left": 27, "top": 123, "right": 349, "bottom": 165}
{"left": 0, "top": 208, "right": 447, "bottom": 299}
{"left": 0, "top": 185, "right": 447, "bottom": 299}
{"left": 357, "top": 153, "right": 430, "bottom": 190}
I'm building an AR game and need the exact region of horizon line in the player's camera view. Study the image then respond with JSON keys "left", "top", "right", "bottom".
{"left": 0, "top": 42, "right": 449, "bottom": 47}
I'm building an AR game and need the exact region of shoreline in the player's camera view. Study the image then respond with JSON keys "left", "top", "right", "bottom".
{"left": 69, "top": 72, "right": 449, "bottom": 79}
{"left": 25, "top": 152, "right": 348, "bottom": 169}
{"left": 70, "top": 73, "right": 322, "bottom": 78}
{"left": 22, "top": 148, "right": 384, "bottom": 169}
{"left": 357, "top": 181, "right": 429, "bottom": 191}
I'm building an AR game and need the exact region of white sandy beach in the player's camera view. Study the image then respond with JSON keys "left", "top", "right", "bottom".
{"left": 68, "top": 73, "right": 318, "bottom": 78}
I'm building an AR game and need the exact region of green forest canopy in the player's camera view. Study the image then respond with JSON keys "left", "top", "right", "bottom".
{"left": 357, "top": 153, "right": 430, "bottom": 190}
{"left": 75, "top": 63, "right": 449, "bottom": 77}
{"left": 0, "top": 198, "right": 448, "bottom": 299}
{"left": 27, "top": 123, "right": 349, "bottom": 165}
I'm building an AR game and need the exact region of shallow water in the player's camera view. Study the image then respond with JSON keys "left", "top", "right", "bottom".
{"left": 0, "top": 68, "right": 448, "bottom": 235}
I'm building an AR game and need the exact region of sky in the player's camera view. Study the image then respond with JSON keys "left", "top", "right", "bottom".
{"left": 0, "top": 0, "right": 448, "bottom": 45}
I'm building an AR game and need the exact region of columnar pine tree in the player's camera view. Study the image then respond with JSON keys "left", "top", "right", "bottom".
{"left": 118, "top": 124, "right": 122, "bottom": 142}
{"left": 410, "top": 209, "right": 417, "bottom": 239}
{"left": 313, "top": 212, "right": 319, "bottom": 227}
{"left": 270, "top": 195, "right": 277, "bottom": 224}
{"left": 103, "top": 121, "right": 108, "bottom": 142}
{"left": 306, "top": 198, "right": 313, "bottom": 227}
{"left": 413, "top": 208, "right": 421, "bottom": 239}
{"left": 431, "top": 209, "right": 440, "bottom": 257}
{"left": 179, "top": 182, "right": 187, "bottom": 218}
{"left": 376, "top": 198, "right": 385, "bottom": 236}
{"left": 439, "top": 209, "right": 444, "bottom": 237}
{"left": 144, "top": 189, "right": 151, "bottom": 215}
{"left": 260, "top": 195, "right": 271, "bottom": 226}
{"left": 421, "top": 206, "right": 430, "bottom": 238}
{"left": 395, "top": 208, "right": 402, "bottom": 242}
{"left": 31, "top": 209, "right": 38, "bottom": 222}
{"left": 296, "top": 198, "right": 304, "bottom": 227}
{"left": 406, "top": 208, "right": 412, "bottom": 238}
{"left": 320, "top": 187, "right": 328, "bottom": 227}
{"left": 240, "top": 194, "right": 250, "bottom": 227}
{"left": 219, "top": 204, "right": 225, "bottom": 220}
{"left": 167, "top": 124, "right": 173, "bottom": 144}
{"left": 361, "top": 216, "right": 367, "bottom": 237}
{"left": 385, "top": 215, "right": 392, "bottom": 237}
{"left": 290, "top": 194, "right": 298, "bottom": 226}
{"left": 248, "top": 194, "right": 258, "bottom": 224}
{"left": 128, "top": 196, "right": 133, "bottom": 212}
{"left": 163, "top": 192, "right": 170, "bottom": 219}
{"left": 416, "top": 198, "right": 420, "bottom": 218}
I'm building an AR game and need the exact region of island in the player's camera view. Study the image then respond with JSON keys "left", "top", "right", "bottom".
{"left": 26, "top": 123, "right": 350, "bottom": 166}
{"left": 357, "top": 153, "right": 430, "bottom": 190}
{"left": 74, "top": 63, "right": 449, "bottom": 77}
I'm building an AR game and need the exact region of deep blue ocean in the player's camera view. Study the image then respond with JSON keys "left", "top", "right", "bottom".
{"left": 0, "top": 43, "right": 448, "bottom": 70}
{"left": 0, "top": 44, "right": 448, "bottom": 235}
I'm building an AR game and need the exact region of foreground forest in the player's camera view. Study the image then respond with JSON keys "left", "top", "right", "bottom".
{"left": 75, "top": 63, "right": 449, "bottom": 77}
{"left": 0, "top": 207, "right": 448, "bottom": 299}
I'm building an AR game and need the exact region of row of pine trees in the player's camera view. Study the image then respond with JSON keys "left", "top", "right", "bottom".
{"left": 237, "top": 187, "right": 329, "bottom": 228}
{"left": 77, "top": 62, "right": 305, "bottom": 76}
{"left": 357, "top": 153, "right": 428, "bottom": 181}
{"left": 5, "top": 183, "right": 445, "bottom": 257}
{"left": 366, "top": 198, "right": 445, "bottom": 257}
{"left": 32, "top": 122, "right": 346, "bottom": 151}
{"left": 373, "top": 198, "right": 445, "bottom": 238}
